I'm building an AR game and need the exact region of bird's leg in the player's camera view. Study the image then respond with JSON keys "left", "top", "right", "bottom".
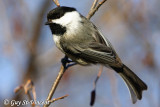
{"left": 61, "top": 55, "right": 76, "bottom": 69}
{"left": 61, "top": 55, "right": 69, "bottom": 68}
{"left": 65, "top": 62, "right": 77, "bottom": 69}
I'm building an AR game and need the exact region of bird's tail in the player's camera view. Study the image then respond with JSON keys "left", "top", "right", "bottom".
{"left": 111, "top": 64, "right": 147, "bottom": 104}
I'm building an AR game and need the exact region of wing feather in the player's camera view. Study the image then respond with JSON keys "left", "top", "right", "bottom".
{"left": 62, "top": 42, "right": 117, "bottom": 64}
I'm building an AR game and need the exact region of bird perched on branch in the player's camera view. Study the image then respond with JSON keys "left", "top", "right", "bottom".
{"left": 45, "top": 6, "right": 147, "bottom": 103}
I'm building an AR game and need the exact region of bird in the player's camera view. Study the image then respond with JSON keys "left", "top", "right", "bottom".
{"left": 45, "top": 6, "right": 147, "bottom": 104}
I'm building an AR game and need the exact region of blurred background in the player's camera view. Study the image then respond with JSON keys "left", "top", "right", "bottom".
{"left": 1, "top": 0, "right": 160, "bottom": 107}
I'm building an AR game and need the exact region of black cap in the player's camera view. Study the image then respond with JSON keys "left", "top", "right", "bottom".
{"left": 47, "top": 6, "right": 76, "bottom": 20}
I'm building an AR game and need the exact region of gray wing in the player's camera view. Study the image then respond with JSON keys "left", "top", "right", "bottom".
{"left": 80, "top": 43, "right": 116, "bottom": 64}
{"left": 62, "top": 42, "right": 117, "bottom": 65}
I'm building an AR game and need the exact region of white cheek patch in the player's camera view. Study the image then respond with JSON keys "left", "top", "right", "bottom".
{"left": 51, "top": 11, "right": 81, "bottom": 29}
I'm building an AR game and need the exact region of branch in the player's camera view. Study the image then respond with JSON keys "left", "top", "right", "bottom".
{"left": 43, "top": 65, "right": 65, "bottom": 107}
{"left": 52, "top": 0, "right": 60, "bottom": 7}
{"left": 43, "top": 56, "right": 75, "bottom": 107}
{"left": 90, "top": 66, "right": 103, "bottom": 106}
{"left": 87, "top": 0, "right": 107, "bottom": 20}
{"left": 14, "top": 79, "right": 37, "bottom": 107}
{"left": 49, "top": 94, "right": 68, "bottom": 103}
{"left": 91, "top": 0, "right": 98, "bottom": 9}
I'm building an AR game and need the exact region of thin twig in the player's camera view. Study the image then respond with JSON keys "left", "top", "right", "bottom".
{"left": 53, "top": 0, "right": 60, "bottom": 7}
{"left": 14, "top": 79, "right": 37, "bottom": 107}
{"left": 91, "top": 0, "right": 99, "bottom": 9}
{"left": 87, "top": 0, "right": 107, "bottom": 20}
{"left": 90, "top": 66, "right": 103, "bottom": 106}
{"left": 49, "top": 94, "right": 69, "bottom": 103}
{"left": 43, "top": 62, "right": 75, "bottom": 107}
{"left": 43, "top": 65, "right": 65, "bottom": 107}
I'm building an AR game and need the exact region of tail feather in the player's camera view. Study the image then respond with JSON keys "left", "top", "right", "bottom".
{"left": 111, "top": 64, "right": 147, "bottom": 103}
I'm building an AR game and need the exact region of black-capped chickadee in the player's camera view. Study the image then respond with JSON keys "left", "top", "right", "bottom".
{"left": 45, "top": 6, "right": 147, "bottom": 104}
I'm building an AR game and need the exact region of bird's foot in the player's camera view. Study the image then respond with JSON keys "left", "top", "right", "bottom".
{"left": 61, "top": 56, "right": 76, "bottom": 70}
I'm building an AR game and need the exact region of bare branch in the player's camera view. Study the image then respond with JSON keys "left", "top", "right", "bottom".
{"left": 87, "top": 0, "right": 107, "bottom": 20}
{"left": 14, "top": 79, "right": 37, "bottom": 107}
{"left": 49, "top": 94, "right": 69, "bottom": 103}
{"left": 53, "top": 0, "right": 60, "bottom": 7}
{"left": 44, "top": 65, "right": 65, "bottom": 107}
{"left": 43, "top": 61, "right": 75, "bottom": 107}
{"left": 91, "top": 0, "right": 98, "bottom": 9}
{"left": 90, "top": 66, "right": 103, "bottom": 106}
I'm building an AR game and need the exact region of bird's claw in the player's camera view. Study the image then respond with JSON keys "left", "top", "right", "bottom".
{"left": 61, "top": 56, "right": 76, "bottom": 69}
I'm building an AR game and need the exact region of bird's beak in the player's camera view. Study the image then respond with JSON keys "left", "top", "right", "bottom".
{"left": 45, "top": 21, "right": 53, "bottom": 25}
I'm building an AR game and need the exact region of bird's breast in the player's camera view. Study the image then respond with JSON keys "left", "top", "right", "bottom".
{"left": 53, "top": 35, "right": 63, "bottom": 51}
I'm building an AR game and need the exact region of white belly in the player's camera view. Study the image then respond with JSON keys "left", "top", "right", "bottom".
{"left": 53, "top": 35, "right": 63, "bottom": 51}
